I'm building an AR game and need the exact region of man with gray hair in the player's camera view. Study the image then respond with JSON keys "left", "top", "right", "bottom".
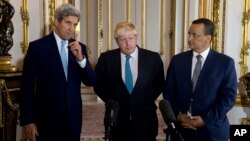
{"left": 19, "top": 3, "right": 96, "bottom": 141}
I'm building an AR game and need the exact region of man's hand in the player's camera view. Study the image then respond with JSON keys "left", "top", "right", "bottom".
{"left": 190, "top": 116, "right": 205, "bottom": 128}
{"left": 23, "top": 123, "right": 38, "bottom": 141}
{"left": 68, "top": 33, "right": 84, "bottom": 61}
{"left": 177, "top": 113, "right": 205, "bottom": 130}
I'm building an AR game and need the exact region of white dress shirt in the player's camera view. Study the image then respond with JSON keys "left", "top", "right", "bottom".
{"left": 191, "top": 48, "right": 210, "bottom": 79}
{"left": 53, "top": 32, "right": 86, "bottom": 68}
{"left": 121, "top": 47, "right": 138, "bottom": 87}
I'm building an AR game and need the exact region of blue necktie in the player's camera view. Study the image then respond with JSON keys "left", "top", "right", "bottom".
{"left": 60, "top": 40, "right": 68, "bottom": 79}
{"left": 125, "top": 55, "right": 133, "bottom": 94}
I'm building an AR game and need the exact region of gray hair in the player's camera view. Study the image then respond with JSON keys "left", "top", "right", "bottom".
{"left": 54, "top": 3, "right": 80, "bottom": 22}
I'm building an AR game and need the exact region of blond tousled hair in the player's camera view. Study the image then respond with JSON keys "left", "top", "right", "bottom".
{"left": 113, "top": 21, "right": 138, "bottom": 39}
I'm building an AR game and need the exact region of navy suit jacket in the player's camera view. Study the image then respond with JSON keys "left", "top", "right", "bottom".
{"left": 94, "top": 47, "right": 165, "bottom": 140}
{"left": 164, "top": 49, "right": 237, "bottom": 141}
{"left": 19, "top": 32, "right": 96, "bottom": 140}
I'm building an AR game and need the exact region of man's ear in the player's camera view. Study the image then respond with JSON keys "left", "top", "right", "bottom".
{"left": 54, "top": 19, "right": 59, "bottom": 26}
{"left": 206, "top": 35, "right": 212, "bottom": 42}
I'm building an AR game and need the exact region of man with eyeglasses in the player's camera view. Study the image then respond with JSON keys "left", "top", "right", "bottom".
{"left": 163, "top": 18, "right": 237, "bottom": 141}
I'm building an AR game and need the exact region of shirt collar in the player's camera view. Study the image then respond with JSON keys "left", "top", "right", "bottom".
{"left": 121, "top": 47, "right": 138, "bottom": 60}
{"left": 53, "top": 32, "right": 68, "bottom": 45}
{"left": 193, "top": 47, "right": 210, "bottom": 60}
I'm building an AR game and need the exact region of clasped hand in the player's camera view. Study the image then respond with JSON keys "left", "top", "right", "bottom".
{"left": 177, "top": 113, "right": 205, "bottom": 130}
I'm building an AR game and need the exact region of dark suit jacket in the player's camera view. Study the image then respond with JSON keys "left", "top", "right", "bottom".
{"left": 94, "top": 47, "right": 165, "bottom": 141}
{"left": 19, "top": 32, "right": 96, "bottom": 141}
{"left": 164, "top": 49, "right": 237, "bottom": 141}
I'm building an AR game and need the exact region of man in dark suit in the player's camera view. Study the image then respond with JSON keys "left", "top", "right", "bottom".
{"left": 19, "top": 3, "right": 96, "bottom": 141}
{"left": 94, "top": 21, "right": 165, "bottom": 141}
{"left": 164, "top": 18, "right": 237, "bottom": 141}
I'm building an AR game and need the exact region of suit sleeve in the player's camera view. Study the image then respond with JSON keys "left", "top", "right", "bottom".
{"left": 163, "top": 57, "right": 180, "bottom": 116}
{"left": 204, "top": 58, "right": 237, "bottom": 124}
{"left": 93, "top": 53, "right": 108, "bottom": 102}
{"left": 79, "top": 44, "right": 96, "bottom": 86}
{"left": 19, "top": 42, "right": 38, "bottom": 126}
{"left": 153, "top": 53, "right": 165, "bottom": 100}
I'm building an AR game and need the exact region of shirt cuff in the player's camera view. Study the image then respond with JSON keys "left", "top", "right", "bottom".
{"left": 77, "top": 57, "right": 87, "bottom": 68}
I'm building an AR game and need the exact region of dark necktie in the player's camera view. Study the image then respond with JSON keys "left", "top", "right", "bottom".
{"left": 125, "top": 55, "right": 133, "bottom": 94}
{"left": 192, "top": 55, "right": 202, "bottom": 91}
{"left": 60, "top": 40, "right": 68, "bottom": 79}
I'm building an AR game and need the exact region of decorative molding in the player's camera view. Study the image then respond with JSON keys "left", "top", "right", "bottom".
{"left": 169, "top": 0, "right": 176, "bottom": 58}
{"left": 182, "top": 0, "right": 189, "bottom": 52}
{"left": 98, "top": 0, "right": 103, "bottom": 56}
{"left": 0, "top": 79, "right": 19, "bottom": 129}
{"left": 67, "top": 0, "right": 75, "bottom": 5}
{"left": 0, "top": 0, "right": 2, "bottom": 22}
{"left": 0, "top": 79, "right": 3, "bottom": 128}
{"left": 160, "top": 0, "right": 166, "bottom": 55}
{"left": 49, "top": 0, "right": 55, "bottom": 32}
{"left": 97, "top": 0, "right": 163, "bottom": 55}
{"left": 238, "top": 76, "right": 250, "bottom": 107}
{"left": 197, "top": 0, "right": 226, "bottom": 53}
{"left": 221, "top": 0, "right": 226, "bottom": 53}
{"left": 126, "top": 0, "right": 131, "bottom": 21}
{"left": 199, "top": 0, "right": 211, "bottom": 18}
{"left": 85, "top": 0, "right": 90, "bottom": 55}
{"left": 238, "top": 0, "right": 250, "bottom": 111}
{"left": 211, "top": 0, "right": 220, "bottom": 52}
{"left": 20, "top": 0, "right": 29, "bottom": 54}
{"left": 108, "top": 0, "right": 112, "bottom": 51}
{"left": 141, "top": 0, "right": 146, "bottom": 49}
{"left": 239, "top": 0, "right": 250, "bottom": 77}
{"left": 42, "top": 0, "right": 47, "bottom": 36}
{"left": 241, "top": 117, "right": 250, "bottom": 125}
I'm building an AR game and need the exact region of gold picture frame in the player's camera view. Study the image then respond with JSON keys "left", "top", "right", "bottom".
{"left": 20, "top": 0, "right": 29, "bottom": 54}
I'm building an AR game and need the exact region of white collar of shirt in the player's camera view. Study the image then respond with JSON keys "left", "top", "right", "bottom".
{"left": 53, "top": 32, "right": 69, "bottom": 65}
{"left": 121, "top": 47, "right": 138, "bottom": 60}
{"left": 191, "top": 47, "right": 210, "bottom": 78}
{"left": 192, "top": 47, "right": 210, "bottom": 61}
{"left": 53, "top": 32, "right": 69, "bottom": 51}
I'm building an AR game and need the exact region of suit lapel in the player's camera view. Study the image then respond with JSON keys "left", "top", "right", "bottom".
{"left": 111, "top": 49, "right": 125, "bottom": 88}
{"left": 194, "top": 50, "right": 215, "bottom": 91}
{"left": 47, "top": 33, "right": 67, "bottom": 82}
{"left": 132, "top": 48, "right": 145, "bottom": 93}
{"left": 185, "top": 51, "right": 193, "bottom": 92}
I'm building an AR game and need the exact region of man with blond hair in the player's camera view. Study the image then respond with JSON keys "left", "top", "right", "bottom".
{"left": 94, "top": 21, "right": 165, "bottom": 141}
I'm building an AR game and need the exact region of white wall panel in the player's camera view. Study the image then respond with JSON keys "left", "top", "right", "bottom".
{"left": 9, "top": 0, "right": 23, "bottom": 70}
